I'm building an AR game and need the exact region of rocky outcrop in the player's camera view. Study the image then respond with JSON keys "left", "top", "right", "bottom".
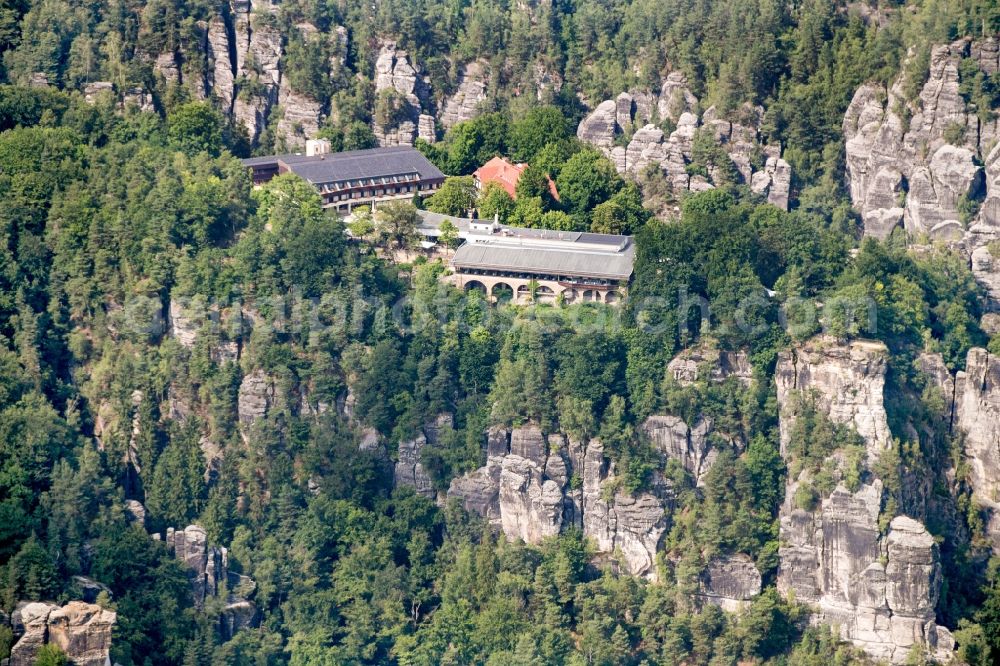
{"left": 577, "top": 76, "right": 791, "bottom": 210}
{"left": 658, "top": 72, "right": 698, "bottom": 122}
{"left": 698, "top": 554, "right": 762, "bottom": 612}
{"left": 8, "top": 601, "right": 116, "bottom": 666}
{"left": 844, "top": 38, "right": 1000, "bottom": 256}
{"left": 238, "top": 369, "right": 275, "bottom": 423}
{"left": 440, "top": 60, "right": 489, "bottom": 128}
{"left": 393, "top": 414, "right": 452, "bottom": 498}
{"left": 775, "top": 336, "right": 953, "bottom": 663}
{"left": 168, "top": 297, "right": 243, "bottom": 362}
{"left": 169, "top": 298, "right": 200, "bottom": 347}
{"left": 666, "top": 346, "right": 753, "bottom": 386}
{"left": 125, "top": 499, "right": 147, "bottom": 526}
{"left": 207, "top": 17, "right": 235, "bottom": 110}
{"left": 778, "top": 484, "right": 953, "bottom": 663}
{"left": 448, "top": 425, "right": 671, "bottom": 578}
{"left": 448, "top": 425, "right": 508, "bottom": 521}
{"left": 83, "top": 81, "right": 114, "bottom": 104}
{"left": 641, "top": 415, "right": 715, "bottom": 485}
{"left": 954, "top": 347, "right": 1000, "bottom": 548}
{"left": 972, "top": 242, "right": 1000, "bottom": 312}
{"left": 640, "top": 345, "right": 755, "bottom": 485}
{"left": 272, "top": 24, "right": 328, "bottom": 148}
{"left": 234, "top": 15, "right": 283, "bottom": 143}
{"left": 395, "top": 434, "right": 435, "bottom": 497}
{"left": 775, "top": 337, "right": 891, "bottom": 460}
{"left": 373, "top": 42, "right": 434, "bottom": 146}
{"left": 577, "top": 99, "right": 619, "bottom": 151}
{"left": 161, "top": 525, "right": 258, "bottom": 640}
{"left": 275, "top": 86, "right": 324, "bottom": 147}
{"left": 750, "top": 155, "right": 792, "bottom": 211}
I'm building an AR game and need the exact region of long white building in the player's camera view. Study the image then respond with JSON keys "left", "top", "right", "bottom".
{"left": 417, "top": 211, "right": 634, "bottom": 304}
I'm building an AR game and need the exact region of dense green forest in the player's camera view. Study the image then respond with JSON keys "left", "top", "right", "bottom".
{"left": 3, "top": 0, "right": 1000, "bottom": 664}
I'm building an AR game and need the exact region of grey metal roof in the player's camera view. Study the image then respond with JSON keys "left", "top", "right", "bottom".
{"left": 416, "top": 210, "right": 472, "bottom": 234}
{"left": 242, "top": 147, "right": 445, "bottom": 185}
{"left": 452, "top": 241, "right": 634, "bottom": 281}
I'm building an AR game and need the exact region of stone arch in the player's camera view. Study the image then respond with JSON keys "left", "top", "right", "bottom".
{"left": 604, "top": 290, "right": 621, "bottom": 304}
{"left": 562, "top": 288, "right": 578, "bottom": 304}
{"left": 535, "top": 285, "right": 556, "bottom": 303}
{"left": 492, "top": 282, "right": 515, "bottom": 303}
{"left": 464, "top": 279, "right": 488, "bottom": 294}
{"left": 582, "top": 289, "right": 597, "bottom": 302}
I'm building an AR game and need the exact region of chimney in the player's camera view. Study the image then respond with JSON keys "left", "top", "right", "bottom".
{"left": 306, "top": 138, "right": 332, "bottom": 157}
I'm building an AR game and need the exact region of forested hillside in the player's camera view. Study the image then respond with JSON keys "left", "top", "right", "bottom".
{"left": 4, "top": 0, "right": 1000, "bottom": 665}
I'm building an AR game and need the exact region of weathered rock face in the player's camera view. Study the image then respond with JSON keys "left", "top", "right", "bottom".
{"left": 393, "top": 414, "right": 452, "bottom": 498}
{"left": 83, "top": 81, "right": 114, "bottom": 104}
{"left": 273, "top": 24, "right": 329, "bottom": 148}
{"left": 641, "top": 415, "right": 715, "bottom": 485}
{"left": 954, "top": 347, "right": 1000, "bottom": 547}
{"left": 448, "top": 425, "right": 508, "bottom": 521}
{"left": 844, "top": 38, "right": 1000, "bottom": 277}
{"left": 640, "top": 345, "right": 754, "bottom": 485}
{"left": 373, "top": 42, "right": 434, "bottom": 146}
{"left": 162, "top": 525, "right": 258, "bottom": 640}
{"left": 395, "top": 433, "right": 436, "bottom": 497}
{"left": 440, "top": 60, "right": 489, "bottom": 129}
{"left": 8, "top": 601, "right": 116, "bottom": 666}
{"left": 698, "top": 554, "right": 762, "bottom": 612}
{"left": 577, "top": 99, "right": 619, "bottom": 151}
{"left": 448, "top": 425, "right": 671, "bottom": 578}
{"left": 238, "top": 369, "right": 275, "bottom": 423}
{"left": 775, "top": 336, "right": 953, "bottom": 663}
{"left": 207, "top": 17, "right": 235, "bottom": 110}
{"left": 577, "top": 76, "right": 791, "bottom": 210}
{"left": 775, "top": 336, "right": 891, "bottom": 460}
{"left": 666, "top": 346, "right": 753, "bottom": 387}
{"left": 778, "top": 484, "right": 953, "bottom": 663}
{"left": 145, "top": 3, "right": 339, "bottom": 147}
{"left": 169, "top": 297, "right": 200, "bottom": 348}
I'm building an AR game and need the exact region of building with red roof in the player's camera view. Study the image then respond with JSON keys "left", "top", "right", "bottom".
{"left": 473, "top": 156, "right": 559, "bottom": 201}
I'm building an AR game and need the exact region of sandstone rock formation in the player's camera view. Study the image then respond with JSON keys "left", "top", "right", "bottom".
{"left": 238, "top": 369, "right": 275, "bottom": 423}
{"left": 775, "top": 336, "right": 891, "bottom": 459}
{"left": 393, "top": 413, "right": 452, "bottom": 498}
{"left": 169, "top": 297, "right": 201, "bottom": 348}
{"left": 448, "top": 424, "right": 671, "bottom": 577}
{"left": 440, "top": 60, "right": 489, "bottom": 129}
{"left": 577, "top": 76, "right": 791, "bottom": 210}
{"left": 70, "top": 576, "right": 111, "bottom": 605}
{"left": 775, "top": 336, "right": 953, "bottom": 663}
{"left": 373, "top": 42, "right": 435, "bottom": 146}
{"left": 82, "top": 81, "right": 114, "bottom": 104}
{"left": 954, "top": 347, "right": 1000, "bottom": 547}
{"left": 641, "top": 415, "right": 715, "bottom": 485}
{"left": 843, "top": 37, "right": 1000, "bottom": 302}
{"left": 125, "top": 499, "right": 147, "bottom": 526}
{"left": 778, "top": 484, "right": 953, "bottom": 663}
{"left": 666, "top": 346, "right": 753, "bottom": 386}
{"left": 8, "top": 601, "right": 116, "bottom": 666}
{"left": 395, "top": 434, "right": 436, "bottom": 498}
{"left": 162, "top": 525, "right": 258, "bottom": 640}
{"left": 272, "top": 24, "right": 329, "bottom": 147}
{"left": 698, "top": 554, "right": 762, "bottom": 611}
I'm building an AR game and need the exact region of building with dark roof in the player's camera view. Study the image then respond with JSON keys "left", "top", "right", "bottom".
{"left": 243, "top": 142, "right": 446, "bottom": 212}
{"left": 416, "top": 210, "right": 633, "bottom": 305}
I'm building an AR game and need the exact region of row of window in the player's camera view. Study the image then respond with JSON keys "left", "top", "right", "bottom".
{"left": 325, "top": 182, "right": 440, "bottom": 206}
{"left": 321, "top": 172, "right": 420, "bottom": 192}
